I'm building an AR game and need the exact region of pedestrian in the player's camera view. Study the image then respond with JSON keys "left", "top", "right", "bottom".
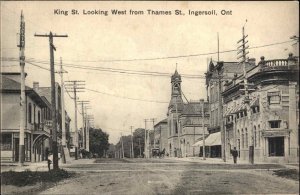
{"left": 47, "top": 158, "right": 52, "bottom": 171}
{"left": 231, "top": 147, "right": 238, "bottom": 164}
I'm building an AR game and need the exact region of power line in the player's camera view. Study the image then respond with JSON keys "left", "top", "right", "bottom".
{"left": 32, "top": 40, "right": 296, "bottom": 63}
{"left": 1, "top": 58, "right": 206, "bottom": 79}
{"left": 1, "top": 39, "right": 294, "bottom": 65}
{"left": 85, "top": 88, "right": 169, "bottom": 104}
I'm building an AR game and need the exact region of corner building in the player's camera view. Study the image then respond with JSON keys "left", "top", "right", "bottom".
{"left": 222, "top": 54, "right": 299, "bottom": 163}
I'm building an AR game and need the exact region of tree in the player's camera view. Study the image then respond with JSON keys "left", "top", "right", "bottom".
{"left": 89, "top": 128, "right": 109, "bottom": 157}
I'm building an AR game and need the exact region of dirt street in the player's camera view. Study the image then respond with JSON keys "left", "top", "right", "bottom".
{"left": 38, "top": 158, "right": 299, "bottom": 195}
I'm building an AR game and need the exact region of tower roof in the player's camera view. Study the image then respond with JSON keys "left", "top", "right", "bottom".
{"left": 171, "top": 69, "right": 181, "bottom": 82}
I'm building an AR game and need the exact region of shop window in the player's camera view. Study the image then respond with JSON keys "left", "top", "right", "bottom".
{"left": 269, "top": 120, "right": 281, "bottom": 128}
{"left": 1, "top": 134, "right": 12, "bottom": 150}
{"left": 268, "top": 137, "right": 284, "bottom": 156}
{"left": 268, "top": 92, "right": 281, "bottom": 105}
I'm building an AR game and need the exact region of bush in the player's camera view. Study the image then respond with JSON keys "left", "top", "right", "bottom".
{"left": 1, "top": 169, "right": 74, "bottom": 186}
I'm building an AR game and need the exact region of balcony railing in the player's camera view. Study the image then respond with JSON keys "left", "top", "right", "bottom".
{"left": 258, "top": 55, "right": 298, "bottom": 72}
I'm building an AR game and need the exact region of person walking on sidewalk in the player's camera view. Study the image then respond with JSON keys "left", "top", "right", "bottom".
{"left": 231, "top": 147, "right": 238, "bottom": 164}
{"left": 47, "top": 153, "right": 53, "bottom": 171}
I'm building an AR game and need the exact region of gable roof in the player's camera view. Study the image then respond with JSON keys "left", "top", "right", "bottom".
{"left": 182, "top": 102, "right": 209, "bottom": 115}
{"left": 1, "top": 76, "right": 31, "bottom": 91}
{"left": 1, "top": 76, "right": 47, "bottom": 108}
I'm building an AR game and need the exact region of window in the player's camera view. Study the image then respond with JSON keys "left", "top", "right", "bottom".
{"left": 245, "top": 128, "right": 248, "bottom": 148}
{"left": 268, "top": 137, "right": 284, "bottom": 156}
{"left": 268, "top": 92, "right": 281, "bottom": 105}
{"left": 175, "top": 120, "right": 178, "bottom": 134}
{"left": 269, "top": 121, "right": 281, "bottom": 128}
{"left": 38, "top": 111, "right": 41, "bottom": 126}
{"left": 254, "top": 126, "right": 257, "bottom": 147}
{"left": 28, "top": 103, "right": 32, "bottom": 123}
{"left": 169, "top": 121, "right": 172, "bottom": 136}
{"left": 258, "top": 125, "right": 261, "bottom": 147}
{"left": 241, "top": 129, "right": 244, "bottom": 148}
{"left": 1, "top": 134, "right": 12, "bottom": 150}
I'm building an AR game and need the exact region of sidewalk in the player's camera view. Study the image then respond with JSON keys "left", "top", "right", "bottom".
{"left": 1, "top": 158, "right": 95, "bottom": 172}
{"left": 165, "top": 156, "right": 299, "bottom": 169}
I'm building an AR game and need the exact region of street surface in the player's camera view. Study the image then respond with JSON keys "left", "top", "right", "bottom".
{"left": 38, "top": 158, "right": 299, "bottom": 195}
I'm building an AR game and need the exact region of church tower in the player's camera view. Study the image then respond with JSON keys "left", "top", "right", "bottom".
{"left": 168, "top": 69, "right": 184, "bottom": 111}
{"left": 167, "top": 68, "right": 184, "bottom": 157}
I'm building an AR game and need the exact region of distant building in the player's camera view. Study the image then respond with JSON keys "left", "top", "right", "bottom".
{"left": 154, "top": 118, "right": 168, "bottom": 152}
{"left": 167, "top": 70, "right": 210, "bottom": 157}
{"left": 35, "top": 82, "right": 72, "bottom": 150}
{"left": 222, "top": 54, "right": 299, "bottom": 163}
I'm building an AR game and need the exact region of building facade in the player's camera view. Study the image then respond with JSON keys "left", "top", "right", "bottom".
{"left": 154, "top": 119, "right": 168, "bottom": 152}
{"left": 1, "top": 73, "right": 50, "bottom": 162}
{"left": 205, "top": 59, "right": 255, "bottom": 158}
{"left": 222, "top": 54, "right": 299, "bottom": 163}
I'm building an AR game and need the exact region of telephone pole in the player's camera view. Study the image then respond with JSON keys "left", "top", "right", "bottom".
{"left": 35, "top": 32, "right": 68, "bottom": 170}
{"left": 86, "top": 115, "right": 94, "bottom": 152}
{"left": 65, "top": 81, "right": 85, "bottom": 160}
{"left": 121, "top": 133, "right": 125, "bottom": 158}
{"left": 144, "top": 119, "right": 148, "bottom": 158}
{"left": 18, "top": 11, "right": 25, "bottom": 166}
{"left": 237, "top": 20, "right": 255, "bottom": 164}
{"left": 78, "top": 100, "right": 90, "bottom": 150}
{"left": 150, "top": 118, "right": 156, "bottom": 149}
{"left": 130, "top": 126, "right": 134, "bottom": 158}
{"left": 55, "top": 57, "right": 68, "bottom": 164}
{"left": 200, "top": 99, "right": 206, "bottom": 160}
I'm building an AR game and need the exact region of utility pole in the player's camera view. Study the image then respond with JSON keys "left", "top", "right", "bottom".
{"left": 175, "top": 98, "right": 181, "bottom": 158}
{"left": 200, "top": 99, "right": 206, "bottom": 160}
{"left": 55, "top": 57, "right": 68, "bottom": 164}
{"left": 121, "top": 133, "right": 125, "bottom": 158}
{"left": 78, "top": 100, "right": 90, "bottom": 150}
{"left": 86, "top": 115, "right": 94, "bottom": 152}
{"left": 138, "top": 138, "right": 142, "bottom": 157}
{"left": 18, "top": 11, "right": 25, "bottom": 166}
{"left": 130, "top": 126, "right": 134, "bottom": 158}
{"left": 150, "top": 118, "right": 156, "bottom": 149}
{"left": 35, "top": 32, "right": 68, "bottom": 170}
{"left": 65, "top": 81, "right": 85, "bottom": 160}
{"left": 237, "top": 20, "right": 255, "bottom": 164}
{"left": 144, "top": 119, "right": 148, "bottom": 158}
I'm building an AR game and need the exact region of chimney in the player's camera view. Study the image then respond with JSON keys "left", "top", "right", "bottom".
{"left": 248, "top": 58, "right": 256, "bottom": 66}
{"left": 33, "top": 82, "right": 39, "bottom": 92}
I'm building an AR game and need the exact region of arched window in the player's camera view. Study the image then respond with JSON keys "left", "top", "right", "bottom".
{"left": 241, "top": 129, "right": 244, "bottom": 148}
{"left": 245, "top": 128, "right": 248, "bottom": 148}
{"left": 258, "top": 124, "right": 261, "bottom": 147}
{"left": 38, "top": 111, "right": 41, "bottom": 126}
{"left": 254, "top": 126, "right": 257, "bottom": 147}
{"left": 175, "top": 120, "right": 178, "bottom": 134}
{"left": 28, "top": 103, "right": 32, "bottom": 123}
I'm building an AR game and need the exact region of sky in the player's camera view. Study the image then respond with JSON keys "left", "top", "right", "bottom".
{"left": 1, "top": 1, "right": 299, "bottom": 144}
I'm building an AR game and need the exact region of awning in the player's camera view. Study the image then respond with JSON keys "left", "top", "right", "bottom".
{"left": 192, "top": 132, "right": 221, "bottom": 147}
